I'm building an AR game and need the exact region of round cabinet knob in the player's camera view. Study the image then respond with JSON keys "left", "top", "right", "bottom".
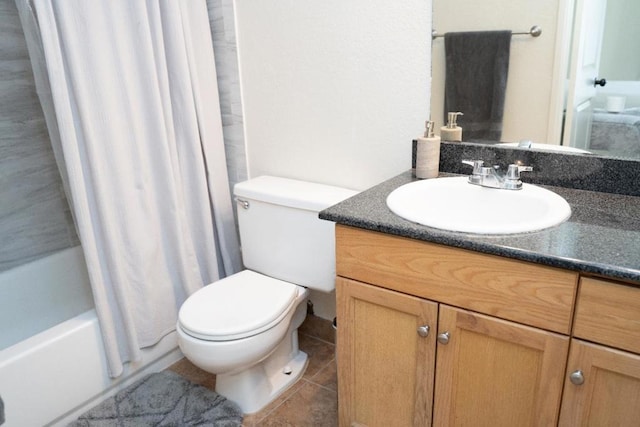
{"left": 594, "top": 78, "right": 607, "bottom": 87}
{"left": 417, "top": 325, "right": 430, "bottom": 337}
{"left": 570, "top": 370, "right": 585, "bottom": 385}
{"left": 437, "top": 332, "right": 450, "bottom": 345}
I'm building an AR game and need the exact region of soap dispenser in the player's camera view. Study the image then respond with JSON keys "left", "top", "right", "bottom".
{"left": 441, "top": 112, "right": 464, "bottom": 142}
{"left": 415, "top": 120, "right": 441, "bottom": 179}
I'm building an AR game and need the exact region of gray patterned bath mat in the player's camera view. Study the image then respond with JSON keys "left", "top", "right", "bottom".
{"left": 69, "top": 371, "right": 243, "bottom": 426}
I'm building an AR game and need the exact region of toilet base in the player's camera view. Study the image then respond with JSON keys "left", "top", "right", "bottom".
{"left": 215, "top": 349, "right": 308, "bottom": 414}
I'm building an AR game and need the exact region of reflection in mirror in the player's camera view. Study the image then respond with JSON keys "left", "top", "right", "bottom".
{"left": 571, "top": 0, "right": 640, "bottom": 159}
{"left": 431, "top": 0, "right": 640, "bottom": 160}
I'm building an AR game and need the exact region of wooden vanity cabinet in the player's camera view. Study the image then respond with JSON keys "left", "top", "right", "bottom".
{"left": 336, "top": 277, "right": 437, "bottom": 426}
{"left": 335, "top": 225, "right": 577, "bottom": 427}
{"left": 433, "top": 305, "right": 569, "bottom": 426}
{"left": 558, "top": 340, "right": 640, "bottom": 426}
{"left": 337, "top": 278, "right": 569, "bottom": 427}
{"left": 558, "top": 278, "right": 640, "bottom": 426}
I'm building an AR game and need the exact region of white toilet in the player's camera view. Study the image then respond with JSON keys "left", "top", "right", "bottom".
{"left": 177, "top": 176, "right": 357, "bottom": 414}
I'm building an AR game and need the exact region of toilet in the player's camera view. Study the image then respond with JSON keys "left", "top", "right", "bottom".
{"left": 177, "top": 176, "right": 357, "bottom": 414}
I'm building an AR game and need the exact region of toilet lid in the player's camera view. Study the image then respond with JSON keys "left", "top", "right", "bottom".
{"left": 178, "top": 270, "right": 300, "bottom": 341}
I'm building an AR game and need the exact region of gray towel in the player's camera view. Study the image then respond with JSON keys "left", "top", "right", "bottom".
{"left": 444, "top": 30, "right": 511, "bottom": 141}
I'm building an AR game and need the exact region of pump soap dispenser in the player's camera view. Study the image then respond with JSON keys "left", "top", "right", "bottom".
{"left": 441, "top": 112, "right": 463, "bottom": 142}
{"left": 415, "top": 120, "right": 441, "bottom": 179}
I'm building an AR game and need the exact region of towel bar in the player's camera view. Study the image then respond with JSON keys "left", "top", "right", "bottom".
{"left": 432, "top": 25, "right": 542, "bottom": 40}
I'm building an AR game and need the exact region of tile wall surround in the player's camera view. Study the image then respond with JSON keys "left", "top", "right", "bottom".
{"left": 206, "top": 0, "right": 248, "bottom": 193}
{"left": 0, "top": 0, "right": 248, "bottom": 271}
{"left": 0, "top": 0, "right": 78, "bottom": 272}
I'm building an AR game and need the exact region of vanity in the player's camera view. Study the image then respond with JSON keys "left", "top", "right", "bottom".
{"left": 320, "top": 159, "right": 640, "bottom": 427}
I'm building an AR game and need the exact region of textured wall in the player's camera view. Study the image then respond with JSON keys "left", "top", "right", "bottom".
{"left": 235, "top": 0, "right": 432, "bottom": 191}
{"left": 234, "top": 0, "right": 431, "bottom": 320}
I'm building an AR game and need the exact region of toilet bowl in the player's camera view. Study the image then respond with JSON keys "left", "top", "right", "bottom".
{"left": 177, "top": 271, "right": 310, "bottom": 413}
{"left": 176, "top": 176, "right": 358, "bottom": 414}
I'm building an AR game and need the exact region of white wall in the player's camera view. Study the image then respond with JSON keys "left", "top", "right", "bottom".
{"left": 235, "top": 0, "right": 431, "bottom": 191}
{"left": 431, "top": 0, "right": 570, "bottom": 144}
{"left": 595, "top": 0, "right": 640, "bottom": 109}
{"left": 600, "top": 0, "right": 640, "bottom": 81}
{"left": 234, "top": 0, "right": 431, "bottom": 320}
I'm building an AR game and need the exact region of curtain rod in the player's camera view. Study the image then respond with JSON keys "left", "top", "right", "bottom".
{"left": 431, "top": 25, "right": 542, "bottom": 40}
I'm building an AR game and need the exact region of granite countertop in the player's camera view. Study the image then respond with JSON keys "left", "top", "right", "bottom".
{"left": 320, "top": 170, "right": 640, "bottom": 284}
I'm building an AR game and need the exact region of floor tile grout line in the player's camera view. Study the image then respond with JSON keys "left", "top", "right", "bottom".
{"left": 299, "top": 332, "right": 336, "bottom": 347}
{"left": 304, "top": 378, "right": 338, "bottom": 394}
{"left": 168, "top": 320, "right": 337, "bottom": 426}
{"left": 236, "top": 341, "right": 333, "bottom": 425}
{"left": 305, "top": 357, "right": 336, "bottom": 381}
{"left": 250, "top": 378, "right": 314, "bottom": 426}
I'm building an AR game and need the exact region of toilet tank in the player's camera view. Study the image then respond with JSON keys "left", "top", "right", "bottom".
{"left": 233, "top": 176, "right": 358, "bottom": 292}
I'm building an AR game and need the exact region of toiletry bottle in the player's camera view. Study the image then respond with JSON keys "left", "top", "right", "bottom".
{"left": 415, "top": 121, "right": 441, "bottom": 179}
{"left": 441, "top": 112, "right": 464, "bottom": 142}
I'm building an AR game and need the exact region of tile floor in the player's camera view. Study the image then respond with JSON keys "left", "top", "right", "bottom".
{"left": 168, "top": 315, "right": 338, "bottom": 426}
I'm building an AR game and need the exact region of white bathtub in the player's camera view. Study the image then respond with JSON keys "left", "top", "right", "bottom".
{"left": 0, "top": 246, "right": 94, "bottom": 350}
{"left": 0, "top": 247, "right": 183, "bottom": 426}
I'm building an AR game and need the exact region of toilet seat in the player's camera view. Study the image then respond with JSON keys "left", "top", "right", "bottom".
{"left": 178, "top": 270, "right": 300, "bottom": 341}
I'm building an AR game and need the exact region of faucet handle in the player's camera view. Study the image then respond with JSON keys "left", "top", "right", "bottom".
{"left": 462, "top": 160, "right": 484, "bottom": 174}
{"left": 506, "top": 164, "right": 533, "bottom": 180}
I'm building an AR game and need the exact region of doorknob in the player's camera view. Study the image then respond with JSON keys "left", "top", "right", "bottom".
{"left": 594, "top": 78, "right": 607, "bottom": 87}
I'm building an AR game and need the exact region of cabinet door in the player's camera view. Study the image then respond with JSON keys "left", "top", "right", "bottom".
{"left": 559, "top": 339, "right": 640, "bottom": 426}
{"left": 433, "top": 305, "right": 569, "bottom": 427}
{"left": 336, "top": 277, "right": 438, "bottom": 427}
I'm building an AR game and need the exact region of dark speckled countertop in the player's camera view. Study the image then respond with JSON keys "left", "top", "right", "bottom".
{"left": 320, "top": 170, "right": 640, "bottom": 284}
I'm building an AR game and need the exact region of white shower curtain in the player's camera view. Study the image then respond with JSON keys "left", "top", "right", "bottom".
{"left": 18, "top": 0, "right": 242, "bottom": 377}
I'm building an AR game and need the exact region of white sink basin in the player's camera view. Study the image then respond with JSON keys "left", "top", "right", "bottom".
{"left": 386, "top": 177, "right": 571, "bottom": 234}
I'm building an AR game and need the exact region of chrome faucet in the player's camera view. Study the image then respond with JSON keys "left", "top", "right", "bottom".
{"left": 462, "top": 160, "right": 533, "bottom": 190}
{"left": 518, "top": 139, "right": 534, "bottom": 148}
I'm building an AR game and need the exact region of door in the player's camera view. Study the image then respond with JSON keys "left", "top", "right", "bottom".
{"left": 559, "top": 339, "right": 640, "bottom": 426}
{"left": 433, "top": 305, "right": 570, "bottom": 426}
{"left": 336, "top": 277, "right": 438, "bottom": 427}
{"left": 563, "top": 0, "right": 608, "bottom": 149}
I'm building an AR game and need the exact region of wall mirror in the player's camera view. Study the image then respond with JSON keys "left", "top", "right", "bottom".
{"left": 431, "top": 0, "right": 640, "bottom": 160}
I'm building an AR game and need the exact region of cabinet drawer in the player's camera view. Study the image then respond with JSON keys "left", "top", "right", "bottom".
{"left": 574, "top": 277, "right": 640, "bottom": 354}
{"left": 336, "top": 225, "right": 578, "bottom": 334}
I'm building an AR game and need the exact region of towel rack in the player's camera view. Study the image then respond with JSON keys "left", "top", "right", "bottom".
{"left": 431, "top": 25, "right": 542, "bottom": 40}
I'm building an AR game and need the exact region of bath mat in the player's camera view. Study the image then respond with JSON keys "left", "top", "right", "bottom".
{"left": 69, "top": 371, "right": 242, "bottom": 426}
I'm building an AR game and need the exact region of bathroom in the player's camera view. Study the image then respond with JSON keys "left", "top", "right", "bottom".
{"left": 1, "top": 0, "right": 427, "bottom": 424}
{"left": 1, "top": 0, "right": 638, "bottom": 426}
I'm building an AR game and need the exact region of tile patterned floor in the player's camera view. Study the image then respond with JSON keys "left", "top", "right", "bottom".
{"left": 168, "top": 315, "right": 337, "bottom": 426}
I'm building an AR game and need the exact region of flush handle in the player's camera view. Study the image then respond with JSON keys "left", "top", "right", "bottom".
{"left": 235, "top": 198, "right": 250, "bottom": 209}
{"left": 417, "top": 325, "right": 430, "bottom": 338}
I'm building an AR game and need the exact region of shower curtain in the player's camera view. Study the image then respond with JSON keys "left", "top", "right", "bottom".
{"left": 16, "top": 0, "right": 242, "bottom": 377}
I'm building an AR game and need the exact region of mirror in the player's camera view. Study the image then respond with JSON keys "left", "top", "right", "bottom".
{"left": 431, "top": 0, "right": 640, "bottom": 160}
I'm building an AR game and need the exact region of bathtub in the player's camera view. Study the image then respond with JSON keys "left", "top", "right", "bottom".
{"left": 0, "top": 247, "right": 183, "bottom": 426}
{"left": 0, "top": 247, "right": 94, "bottom": 350}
